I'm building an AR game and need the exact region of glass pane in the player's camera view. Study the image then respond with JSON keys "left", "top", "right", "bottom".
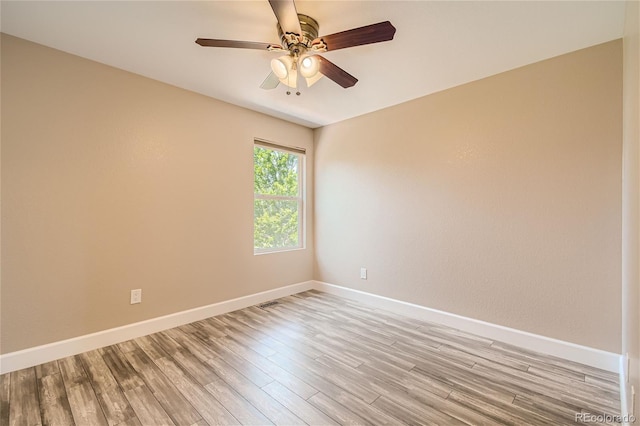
{"left": 254, "top": 146, "right": 299, "bottom": 197}
{"left": 254, "top": 199, "right": 300, "bottom": 250}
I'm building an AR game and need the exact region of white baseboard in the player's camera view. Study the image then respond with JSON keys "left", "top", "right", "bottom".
{"left": 0, "top": 280, "right": 314, "bottom": 374}
{"left": 1, "top": 279, "right": 621, "bottom": 377}
{"left": 620, "top": 355, "right": 630, "bottom": 425}
{"left": 313, "top": 281, "right": 621, "bottom": 373}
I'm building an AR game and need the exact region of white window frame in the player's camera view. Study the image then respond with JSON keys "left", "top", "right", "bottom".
{"left": 253, "top": 139, "right": 305, "bottom": 255}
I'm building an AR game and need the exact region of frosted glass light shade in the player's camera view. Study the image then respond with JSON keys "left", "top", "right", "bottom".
{"left": 270, "top": 55, "right": 298, "bottom": 88}
{"left": 270, "top": 57, "right": 288, "bottom": 79}
{"left": 305, "top": 72, "right": 323, "bottom": 87}
{"left": 299, "top": 55, "right": 320, "bottom": 78}
{"left": 281, "top": 68, "right": 298, "bottom": 88}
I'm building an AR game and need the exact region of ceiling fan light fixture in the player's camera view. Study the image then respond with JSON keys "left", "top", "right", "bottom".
{"left": 271, "top": 55, "right": 299, "bottom": 88}
{"left": 281, "top": 67, "right": 298, "bottom": 88}
{"left": 305, "top": 72, "right": 323, "bottom": 87}
{"left": 299, "top": 55, "right": 320, "bottom": 78}
{"left": 270, "top": 56, "right": 290, "bottom": 79}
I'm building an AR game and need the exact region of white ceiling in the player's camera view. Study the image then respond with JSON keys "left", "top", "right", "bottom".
{"left": 1, "top": 1, "right": 626, "bottom": 128}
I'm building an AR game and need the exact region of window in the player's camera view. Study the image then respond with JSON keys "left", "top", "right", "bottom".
{"left": 254, "top": 140, "right": 305, "bottom": 254}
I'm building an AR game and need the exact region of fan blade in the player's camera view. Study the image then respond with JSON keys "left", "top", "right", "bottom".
{"left": 269, "top": 0, "right": 302, "bottom": 35}
{"left": 195, "top": 38, "right": 278, "bottom": 50}
{"left": 313, "top": 21, "right": 396, "bottom": 51}
{"left": 260, "top": 72, "right": 280, "bottom": 90}
{"left": 316, "top": 55, "right": 358, "bottom": 88}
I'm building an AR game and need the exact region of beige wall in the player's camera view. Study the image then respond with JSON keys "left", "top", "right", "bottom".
{"left": 314, "top": 41, "right": 622, "bottom": 353}
{"left": 0, "top": 32, "right": 627, "bottom": 360}
{"left": 622, "top": 0, "right": 640, "bottom": 414}
{"left": 0, "top": 34, "right": 314, "bottom": 354}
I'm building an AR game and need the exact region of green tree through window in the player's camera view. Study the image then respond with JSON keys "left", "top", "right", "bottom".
{"left": 254, "top": 143, "right": 303, "bottom": 252}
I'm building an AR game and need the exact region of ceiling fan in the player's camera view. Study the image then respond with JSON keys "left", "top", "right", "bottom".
{"left": 195, "top": 0, "right": 396, "bottom": 94}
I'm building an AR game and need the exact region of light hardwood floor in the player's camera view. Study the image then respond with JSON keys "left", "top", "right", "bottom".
{"left": 0, "top": 290, "right": 620, "bottom": 425}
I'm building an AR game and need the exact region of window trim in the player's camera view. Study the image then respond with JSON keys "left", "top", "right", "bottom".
{"left": 254, "top": 138, "right": 306, "bottom": 155}
{"left": 253, "top": 139, "right": 305, "bottom": 255}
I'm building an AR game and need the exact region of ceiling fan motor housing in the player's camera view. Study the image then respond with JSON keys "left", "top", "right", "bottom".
{"left": 277, "top": 14, "right": 321, "bottom": 55}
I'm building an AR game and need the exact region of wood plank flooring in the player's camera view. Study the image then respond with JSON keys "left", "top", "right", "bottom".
{"left": 0, "top": 290, "right": 620, "bottom": 425}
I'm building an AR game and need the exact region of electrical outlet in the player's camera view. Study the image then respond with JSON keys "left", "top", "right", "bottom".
{"left": 360, "top": 267, "right": 367, "bottom": 280}
{"left": 130, "top": 289, "right": 142, "bottom": 304}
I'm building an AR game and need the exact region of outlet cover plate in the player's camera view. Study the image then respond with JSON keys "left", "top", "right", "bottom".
{"left": 130, "top": 289, "right": 142, "bottom": 304}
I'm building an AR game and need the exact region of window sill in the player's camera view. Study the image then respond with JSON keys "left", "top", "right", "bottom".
{"left": 254, "top": 247, "right": 305, "bottom": 256}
